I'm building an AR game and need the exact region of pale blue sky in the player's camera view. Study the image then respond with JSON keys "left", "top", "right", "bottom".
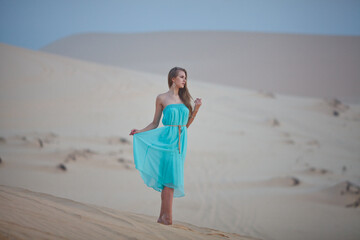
{"left": 1, "top": 0, "right": 360, "bottom": 50}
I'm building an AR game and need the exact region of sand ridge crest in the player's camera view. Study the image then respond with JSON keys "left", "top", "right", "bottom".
{"left": 0, "top": 184, "right": 257, "bottom": 240}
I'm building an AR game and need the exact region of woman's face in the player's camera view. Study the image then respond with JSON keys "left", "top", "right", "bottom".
{"left": 173, "top": 70, "right": 187, "bottom": 88}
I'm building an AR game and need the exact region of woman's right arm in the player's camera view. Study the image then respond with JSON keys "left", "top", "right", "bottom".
{"left": 130, "top": 95, "right": 163, "bottom": 135}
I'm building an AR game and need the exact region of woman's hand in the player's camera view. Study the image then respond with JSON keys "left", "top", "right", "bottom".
{"left": 129, "top": 129, "right": 140, "bottom": 135}
{"left": 194, "top": 98, "right": 202, "bottom": 110}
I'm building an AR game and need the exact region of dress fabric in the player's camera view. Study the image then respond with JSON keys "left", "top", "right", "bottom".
{"left": 133, "top": 103, "right": 189, "bottom": 198}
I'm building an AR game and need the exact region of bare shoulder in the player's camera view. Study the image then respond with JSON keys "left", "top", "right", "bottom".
{"left": 157, "top": 92, "right": 167, "bottom": 99}
{"left": 156, "top": 93, "right": 167, "bottom": 108}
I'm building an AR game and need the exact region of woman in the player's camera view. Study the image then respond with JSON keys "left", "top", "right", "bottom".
{"left": 129, "top": 67, "right": 202, "bottom": 225}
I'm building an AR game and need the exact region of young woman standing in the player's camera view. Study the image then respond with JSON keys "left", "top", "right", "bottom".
{"left": 130, "top": 67, "right": 202, "bottom": 225}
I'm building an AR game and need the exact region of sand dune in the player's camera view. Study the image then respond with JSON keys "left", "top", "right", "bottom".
{"left": 0, "top": 184, "right": 256, "bottom": 240}
{"left": 1, "top": 43, "right": 360, "bottom": 240}
{"left": 304, "top": 181, "right": 360, "bottom": 208}
{"left": 40, "top": 31, "right": 360, "bottom": 104}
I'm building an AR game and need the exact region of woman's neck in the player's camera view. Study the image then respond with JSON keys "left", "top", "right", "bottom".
{"left": 168, "top": 85, "right": 179, "bottom": 96}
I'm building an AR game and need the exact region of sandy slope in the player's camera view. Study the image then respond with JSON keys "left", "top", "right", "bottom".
{"left": 1, "top": 43, "right": 360, "bottom": 240}
{"left": 40, "top": 31, "right": 360, "bottom": 104}
{"left": 0, "top": 184, "right": 255, "bottom": 240}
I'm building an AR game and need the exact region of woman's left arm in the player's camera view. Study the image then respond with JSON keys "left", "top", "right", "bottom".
{"left": 186, "top": 98, "right": 202, "bottom": 128}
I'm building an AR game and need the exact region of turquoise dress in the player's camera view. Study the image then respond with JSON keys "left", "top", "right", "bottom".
{"left": 133, "top": 103, "right": 189, "bottom": 197}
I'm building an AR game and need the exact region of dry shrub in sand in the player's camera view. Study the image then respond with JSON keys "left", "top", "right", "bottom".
{"left": 266, "top": 176, "right": 301, "bottom": 187}
{"left": 320, "top": 181, "right": 360, "bottom": 208}
{"left": 57, "top": 163, "right": 67, "bottom": 171}
{"left": 304, "top": 167, "right": 332, "bottom": 175}
{"left": 324, "top": 98, "right": 349, "bottom": 117}
{"left": 257, "top": 90, "right": 276, "bottom": 99}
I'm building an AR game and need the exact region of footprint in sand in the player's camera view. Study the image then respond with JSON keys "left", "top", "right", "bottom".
{"left": 14, "top": 132, "right": 59, "bottom": 148}
{"left": 172, "top": 224, "right": 195, "bottom": 232}
{"left": 261, "top": 176, "right": 301, "bottom": 187}
{"left": 281, "top": 132, "right": 291, "bottom": 138}
{"left": 280, "top": 132, "right": 296, "bottom": 145}
{"left": 15, "top": 135, "right": 42, "bottom": 148}
{"left": 107, "top": 136, "right": 131, "bottom": 145}
{"left": 63, "top": 149, "right": 98, "bottom": 165}
{"left": 303, "top": 167, "right": 332, "bottom": 175}
{"left": 320, "top": 181, "right": 360, "bottom": 208}
{"left": 325, "top": 98, "right": 349, "bottom": 117}
{"left": 267, "top": 118, "right": 280, "bottom": 127}
{"left": 283, "top": 139, "right": 295, "bottom": 145}
{"left": 257, "top": 90, "right": 276, "bottom": 99}
{"left": 306, "top": 139, "right": 320, "bottom": 148}
{"left": 117, "top": 158, "right": 135, "bottom": 170}
{"left": 249, "top": 176, "right": 302, "bottom": 188}
{"left": 311, "top": 98, "right": 350, "bottom": 117}
{"left": 347, "top": 197, "right": 360, "bottom": 208}
{"left": 172, "top": 225, "right": 230, "bottom": 238}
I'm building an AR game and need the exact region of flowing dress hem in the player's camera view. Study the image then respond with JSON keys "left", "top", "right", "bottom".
{"left": 135, "top": 166, "right": 185, "bottom": 198}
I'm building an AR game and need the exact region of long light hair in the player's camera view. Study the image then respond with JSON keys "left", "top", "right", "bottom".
{"left": 168, "top": 67, "right": 194, "bottom": 118}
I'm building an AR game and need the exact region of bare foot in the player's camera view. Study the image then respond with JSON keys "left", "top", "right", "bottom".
{"left": 157, "top": 214, "right": 172, "bottom": 225}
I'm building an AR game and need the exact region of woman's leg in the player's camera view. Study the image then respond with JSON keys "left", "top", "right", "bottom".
{"left": 157, "top": 186, "right": 174, "bottom": 225}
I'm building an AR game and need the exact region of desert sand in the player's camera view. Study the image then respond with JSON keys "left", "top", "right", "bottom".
{"left": 0, "top": 184, "right": 253, "bottom": 240}
{"left": 1, "top": 32, "right": 360, "bottom": 240}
